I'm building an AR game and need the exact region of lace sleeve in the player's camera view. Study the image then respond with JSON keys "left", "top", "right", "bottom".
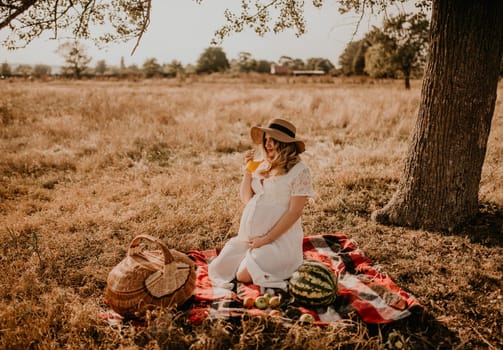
{"left": 291, "top": 166, "right": 315, "bottom": 197}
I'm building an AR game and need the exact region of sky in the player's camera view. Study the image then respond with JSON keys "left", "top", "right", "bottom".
{"left": 0, "top": 0, "right": 411, "bottom": 68}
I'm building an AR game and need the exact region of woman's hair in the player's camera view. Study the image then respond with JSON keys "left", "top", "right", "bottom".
{"left": 260, "top": 135, "right": 300, "bottom": 176}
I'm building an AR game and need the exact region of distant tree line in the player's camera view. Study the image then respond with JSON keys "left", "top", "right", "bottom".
{"left": 1, "top": 61, "right": 52, "bottom": 78}
{"left": 0, "top": 45, "right": 338, "bottom": 80}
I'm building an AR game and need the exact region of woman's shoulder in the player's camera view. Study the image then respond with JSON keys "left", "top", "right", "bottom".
{"left": 287, "top": 160, "right": 310, "bottom": 176}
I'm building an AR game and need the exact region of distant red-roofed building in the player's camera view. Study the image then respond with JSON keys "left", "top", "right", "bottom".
{"left": 270, "top": 64, "right": 290, "bottom": 75}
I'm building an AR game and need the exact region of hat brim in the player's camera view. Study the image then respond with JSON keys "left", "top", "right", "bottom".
{"left": 250, "top": 126, "right": 305, "bottom": 153}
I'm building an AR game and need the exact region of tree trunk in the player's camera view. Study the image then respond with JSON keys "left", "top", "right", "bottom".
{"left": 372, "top": 0, "right": 503, "bottom": 231}
{"left": 404, "top": 74, "right": 411, "bottom": 90}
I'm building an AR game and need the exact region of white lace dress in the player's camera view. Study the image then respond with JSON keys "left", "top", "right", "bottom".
{"left": 208, "top": 161, "right": 314, "bottom": 289}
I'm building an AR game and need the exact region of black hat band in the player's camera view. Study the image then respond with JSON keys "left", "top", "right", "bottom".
{"left": 269, "top": 123, "right": 295, "bottom": 138}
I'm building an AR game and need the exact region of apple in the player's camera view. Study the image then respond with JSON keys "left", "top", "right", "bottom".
{"left": 254, "top": 296, "right": 268, "bottom": 310}
{"left": 268, "top": 295, "right": 281, "bottom": 308}
{"left": 242, "top": 297, "right": 255, "bottom": 308}
{"left": 263, "top": 293, "right": 271, "bottom": 303}
{"left": 299, "top": 313, "right": 315, "bottom": 324}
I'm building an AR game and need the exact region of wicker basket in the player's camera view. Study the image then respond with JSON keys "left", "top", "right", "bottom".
{"left": 105, "top": 234, "right": 196, "bottom": 318}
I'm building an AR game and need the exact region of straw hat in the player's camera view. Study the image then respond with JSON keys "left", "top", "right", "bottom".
{"left": 250, "top": 118, "right": 305, "bottom": 153}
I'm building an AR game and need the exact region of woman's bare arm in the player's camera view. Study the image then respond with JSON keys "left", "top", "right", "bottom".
{"left": 240, "top": 172, "right": 254, "bottom": 204}
{"left": 240, "top": 149, "right": 256, "bottom": 204}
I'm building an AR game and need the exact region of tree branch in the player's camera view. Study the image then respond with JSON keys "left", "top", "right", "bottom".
{"left": 0, "top": 0, "right": 38, "bottom": 30}
{"left": 0, "top": 1, "right": 23, "bottom": 10}
{"left": 53, "top": 0, "right": 59, "bottom": 38}
{"left": 75, "top": 0, "right": 95, "bottom": 37}
{"left": 131, "top": 0, "right": 152, "bottom": 55}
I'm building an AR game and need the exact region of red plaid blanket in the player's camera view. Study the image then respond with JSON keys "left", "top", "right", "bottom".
{"left": 186, "top": 234, "right": 422, "bottom": 325}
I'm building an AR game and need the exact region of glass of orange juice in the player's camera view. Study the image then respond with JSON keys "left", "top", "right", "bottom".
{"left": 245, "top": 149, "right": 263, "bottom": 173}
{"left": 246, "top": 159, "right": 263, "bottom": 173}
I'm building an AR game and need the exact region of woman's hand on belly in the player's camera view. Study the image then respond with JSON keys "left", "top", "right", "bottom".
{"left": 248, "top": 234, "right": 271, "bottom": 249}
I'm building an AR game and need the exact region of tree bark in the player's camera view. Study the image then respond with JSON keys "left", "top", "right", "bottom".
{"left": 372, "top": 0, "right": 503, "bottom": 231}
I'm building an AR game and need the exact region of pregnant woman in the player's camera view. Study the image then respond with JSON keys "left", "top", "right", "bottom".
{"left": 208, "top": 118, "right": 314, "bottom": 290}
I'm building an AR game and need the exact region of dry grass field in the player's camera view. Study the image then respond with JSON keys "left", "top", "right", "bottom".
{"left": 0, "top": 75, "right": 501, "bottom": 349}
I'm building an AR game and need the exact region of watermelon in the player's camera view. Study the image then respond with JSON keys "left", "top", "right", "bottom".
{"left": 288, "top": 260, "right": 338, "bottom": 307}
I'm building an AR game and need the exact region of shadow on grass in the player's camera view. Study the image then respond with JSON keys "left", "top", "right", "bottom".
{"left": 460, "top": 202, "right": 503, "bottom": 247}
{"left": 131, "top": 307, "right": 461, "bottom": 350}
{"left": 374, "top": 309, "right": 460, "bottom": 349}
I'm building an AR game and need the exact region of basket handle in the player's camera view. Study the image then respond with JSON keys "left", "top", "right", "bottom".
{"left": 128, "top": 234, "right": 192, "bottom": 298}
{"left": 128, "top": 234, "right": 174, "bottom": 265}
